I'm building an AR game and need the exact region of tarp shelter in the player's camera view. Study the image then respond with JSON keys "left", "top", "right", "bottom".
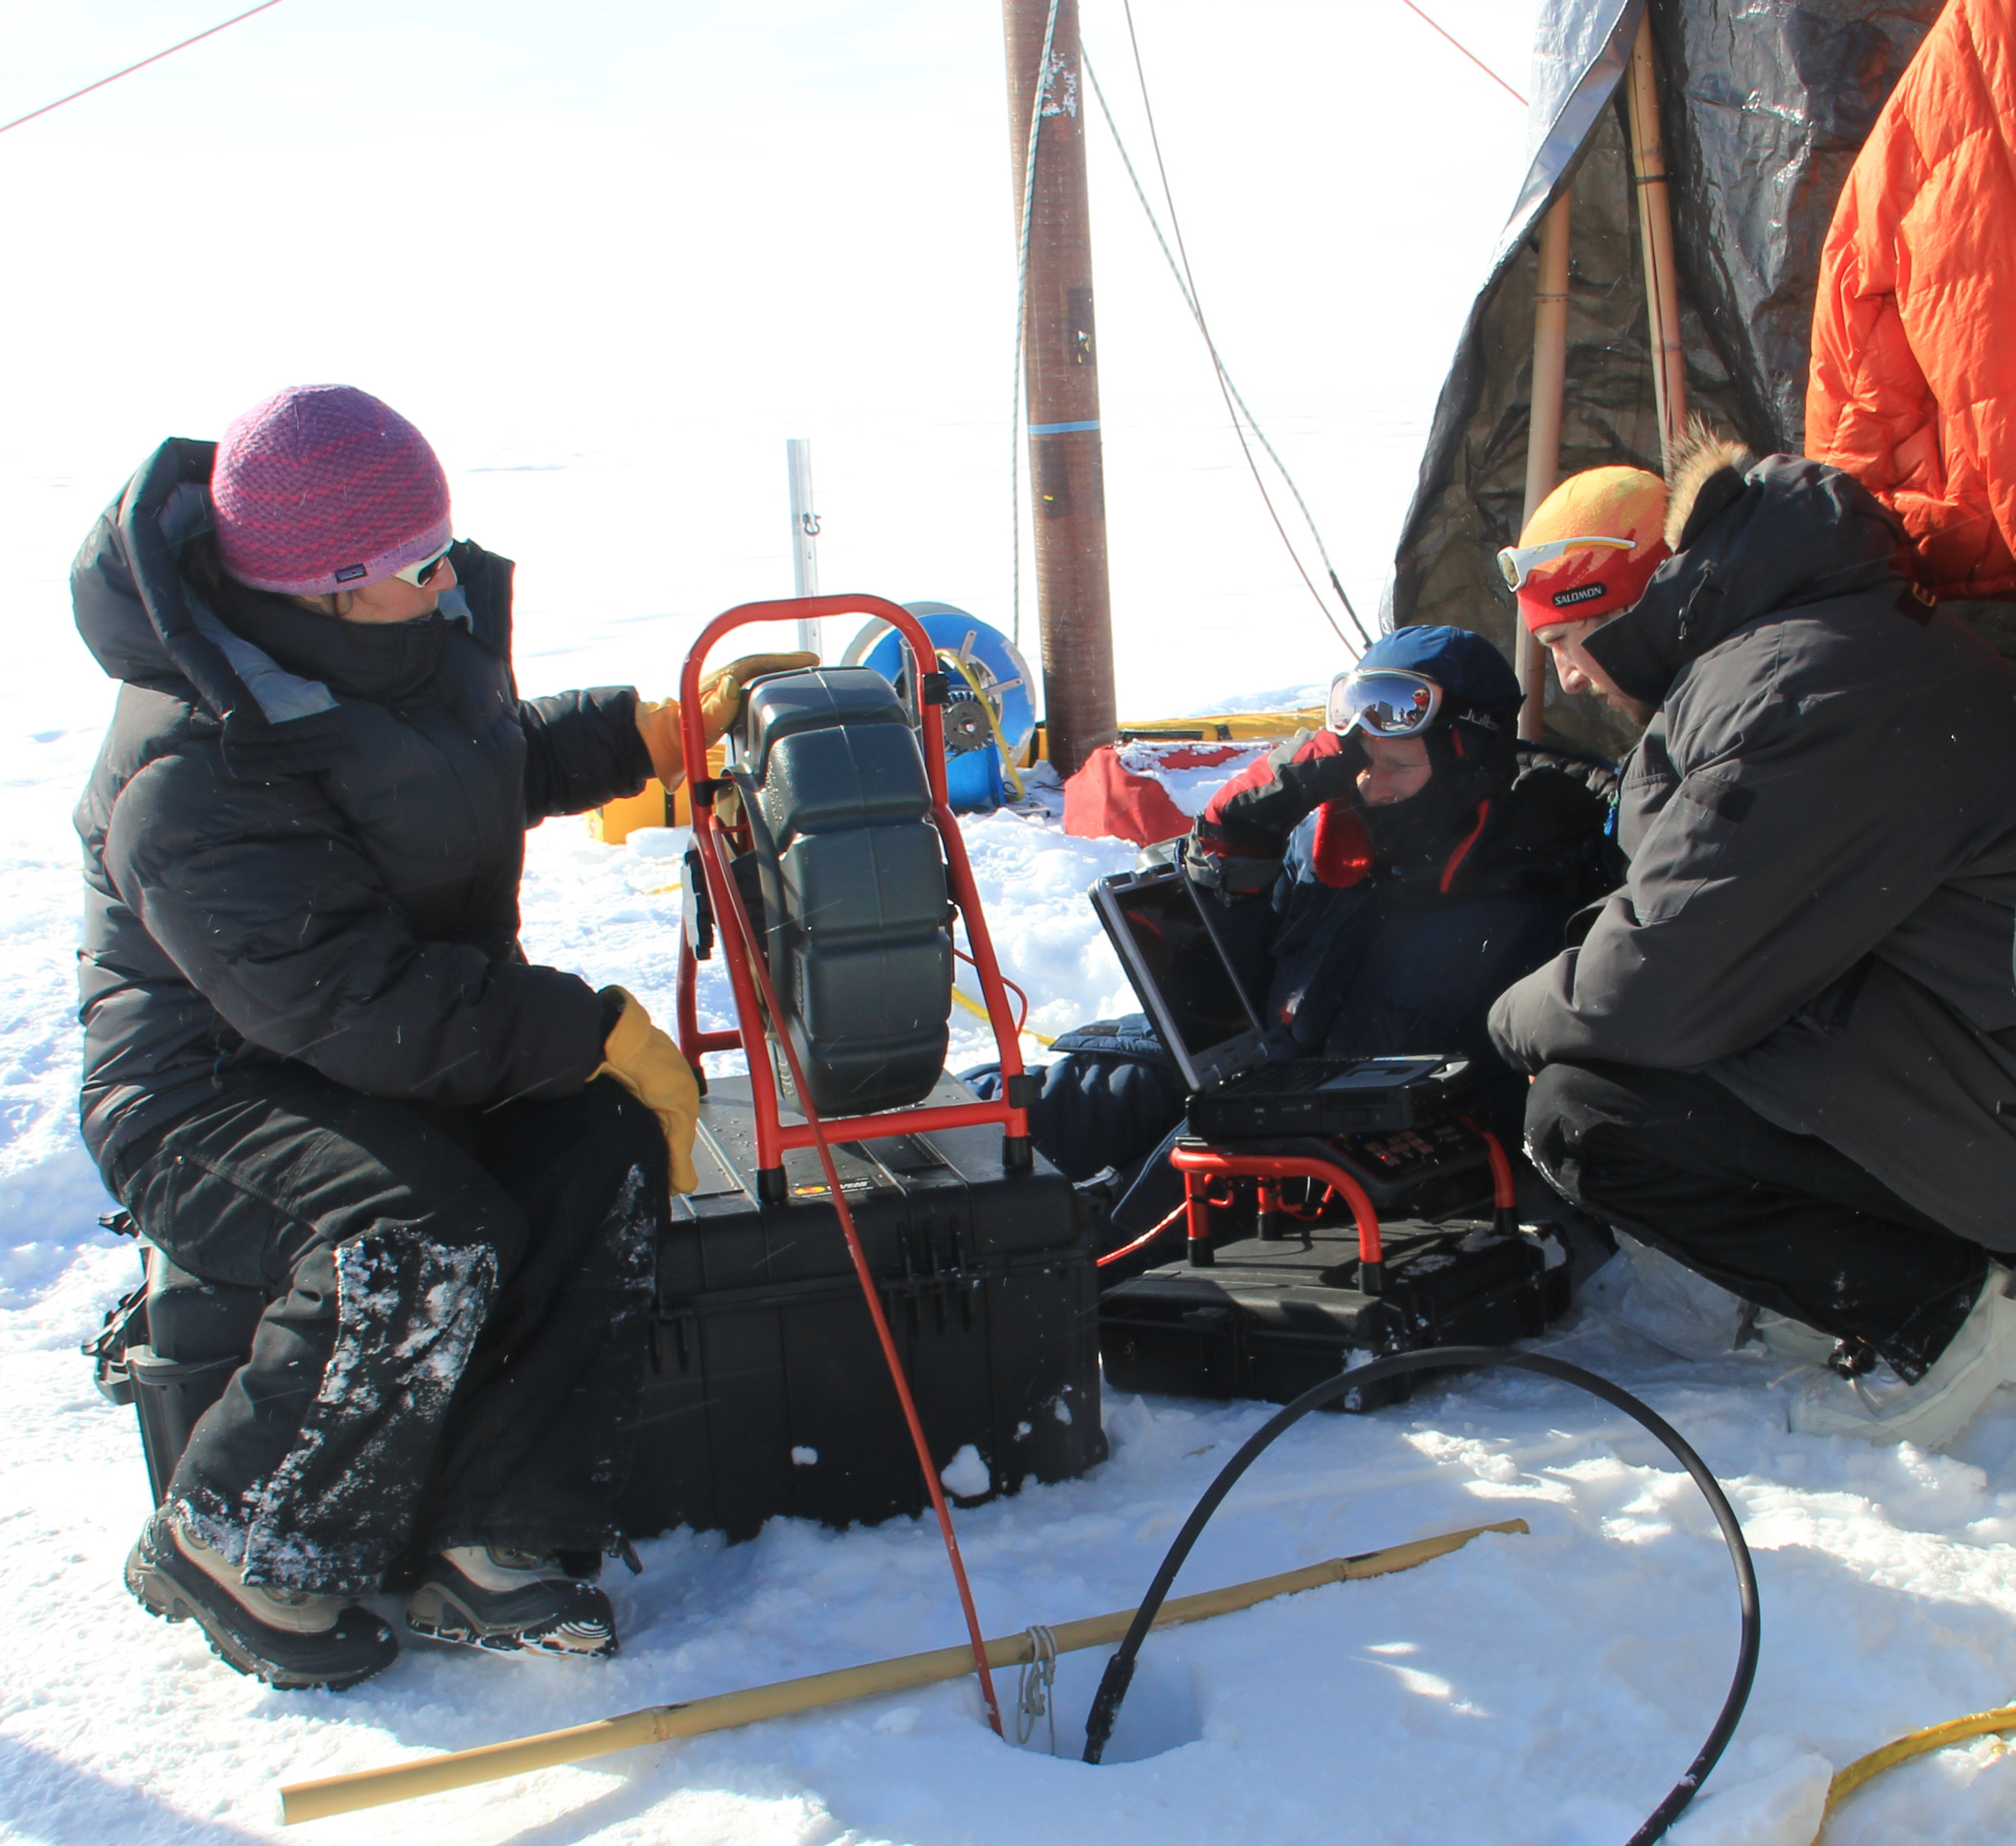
{"left": 1388, "top": 0, "right": 1944, "bottom": 756}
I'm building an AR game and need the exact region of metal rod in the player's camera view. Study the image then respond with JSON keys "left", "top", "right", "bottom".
{"left": 1625, "top": 14, "right": 1687, "bottom": 469}
{"left": 1517, "top": 193, "right": 1572, "bottom": 743}
{"left": 785, "top": 439, "right": 822, "bottom": 659}
{"left": 277, "top": 1521, "right": 1529, "bottom": 1823}
{"left": 1003, "top": 0, "right": 1117, "bottom": 776}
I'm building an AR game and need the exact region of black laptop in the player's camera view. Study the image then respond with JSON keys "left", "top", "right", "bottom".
{"left": 1088, "top": 863, "right": 1465, "bottom": 1138}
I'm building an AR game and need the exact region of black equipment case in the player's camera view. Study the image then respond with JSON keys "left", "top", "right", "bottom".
{"left": 86, "top": 1222, "right": 270, "bottom": 1505}
{"left": 89, "top": 1075, "right": 1109, "bottom": 1543}
{"left": 621, "top": 1075, "right": 1106, "bottom": 1542}
{"left": 1098, "top": 1120, "right": 1571, "bottom": 1413}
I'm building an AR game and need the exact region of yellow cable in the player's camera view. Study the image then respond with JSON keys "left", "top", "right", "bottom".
{"left": 1811, "top": 1704, "right": 2016, "bottom": 1843}
{"left": 941, "top": 650, "right": 1028, "bottom": 800}
{"left": 952, "top": 983, "right": 1055, "bottom": 1048}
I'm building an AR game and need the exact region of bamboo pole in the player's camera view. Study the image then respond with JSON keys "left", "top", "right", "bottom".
{"left": 1625, "top": 13, "right": 1687, "bottom": 468}
{"left": 279, "top": 1519, "right": 1528, "bottom": 1824}
{"left": 1517, "top": 194, "right": 1573, "bottom": 742}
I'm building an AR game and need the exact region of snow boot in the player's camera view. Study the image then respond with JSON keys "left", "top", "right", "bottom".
{"left": 1789, "top": 1264, "right": 2016, "bottom": 1449}
{"left": 405, "top": 1547, "right": 619, "bottom": 1658}
{"left": 124, "top": 1509, "right": 398, "bottom": 1690}
{"left": 1602, "top": 1233, "right": 1749, "bottom": 1360}
{"left": 1749, "top": 1308, "right": 1837, "bottom": 1366}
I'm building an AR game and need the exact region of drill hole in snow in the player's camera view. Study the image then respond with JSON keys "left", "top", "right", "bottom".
{"left": 1019, "top": 1649, "right": 1202, "bottom": 1763}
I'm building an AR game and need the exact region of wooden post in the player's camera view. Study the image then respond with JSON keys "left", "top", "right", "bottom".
{"left": 1517, "top": 194, "right": 1572, "bottom": 742}
{"left": 1625, "top": 13, "right": 1687, "bottom": 466}
{"left": 1004, "top": 0, "right": 1117, "bottom": 777}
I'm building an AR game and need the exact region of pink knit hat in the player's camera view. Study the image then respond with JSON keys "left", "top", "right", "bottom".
{"left": 211, "top": 385, "right": 452, "bottom": 595}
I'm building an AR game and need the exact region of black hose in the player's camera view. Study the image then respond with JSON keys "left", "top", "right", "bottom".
{"left": 1081, "top": 1347, "right": 1760, "bottom": 1846}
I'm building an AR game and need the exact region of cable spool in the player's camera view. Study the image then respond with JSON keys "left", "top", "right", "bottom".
{"left": 843, "top": 604, "right": 1037, "bottom": 812}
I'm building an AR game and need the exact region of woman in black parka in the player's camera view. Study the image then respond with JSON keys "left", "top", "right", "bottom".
{"left": 75, "top": 385, "right": 802, "bottom": 1689}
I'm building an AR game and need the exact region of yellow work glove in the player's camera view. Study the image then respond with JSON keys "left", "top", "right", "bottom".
{"left": 632, "top": 652, "right": 819, "bottom": 789}
{"left": 592, "top": 988, "right": 700, "bottom": 1195}
{"left": 698, "top": 651, "right": 820, "bottom": 740}
{"left": 633, "top": 698, "right": 688, "bottom": 788}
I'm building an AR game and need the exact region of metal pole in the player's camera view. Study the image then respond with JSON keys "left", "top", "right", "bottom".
{"left": 1626, "top": 13, "right": 1687, "bottom": 468}
{"left": 1517, "top": 194, "right": 1572, "bottom": 743}
{"left": 1003, "top": 0, "right": 1117, "bottom": 775}
{"left": 785, "top": 438, "right": 822, "bottom": 659}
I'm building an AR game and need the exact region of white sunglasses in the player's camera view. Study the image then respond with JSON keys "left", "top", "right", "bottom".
{"left": 392, "top": 540, "right": 454, "bottom": 588}
{"left": 1496, "top": 533, "right": 1635, "bottom": 592}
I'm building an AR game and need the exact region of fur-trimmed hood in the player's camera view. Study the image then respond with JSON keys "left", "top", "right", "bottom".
{"left": 1584, "top": 442, "right": 1907, "bottom": 708}
{"left": 1662, "top": 421, "right": 1756, "bottom": 553}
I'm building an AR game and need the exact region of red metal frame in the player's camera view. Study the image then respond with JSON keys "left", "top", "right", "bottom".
{"left": 1169, "top": 1145, "right": 1389, "bottom": 1293}
{"left": 1166, "top": 1123, "right": 1519, "bottom": 1292}
{"left": 674, "top": 595, "right": 1031, "bottom": 1180}
{"left": 1462, "top": 1121, "right": 1519, "bottom": 1216}
{"left": 671, "top": 593, "right": 1021, "bottom": 1733}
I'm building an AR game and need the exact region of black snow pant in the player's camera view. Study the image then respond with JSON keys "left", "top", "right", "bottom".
{"left": 110, "top": 1066, "right": 667, "bottom": 1596}
{"left": 1525, "top": 1061, "right": 1988, "bottom": 1380}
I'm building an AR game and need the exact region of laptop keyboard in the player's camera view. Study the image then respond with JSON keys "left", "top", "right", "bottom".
{"left": 1221, "top": 1061, "right": 1343, "bottom": 1096}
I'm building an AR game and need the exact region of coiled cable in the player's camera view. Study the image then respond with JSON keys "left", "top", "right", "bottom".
{"left": 1081, "top": 1346, "right": 1759, "bottom": 1846}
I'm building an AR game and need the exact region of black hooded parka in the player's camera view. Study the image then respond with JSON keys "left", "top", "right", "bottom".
{"left": 73, "top": 439, "right": 655, "bottom": 1184}
{"left": 1490, "top": 453, "right": 2016, "bottom": 1253}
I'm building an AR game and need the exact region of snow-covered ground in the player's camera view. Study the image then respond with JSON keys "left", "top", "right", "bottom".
{"left": 7, "top": 4, "right": 2016, "bottom": 1845}
{"left": 12, "top": 723, "right": 2016, "bottom": 1846}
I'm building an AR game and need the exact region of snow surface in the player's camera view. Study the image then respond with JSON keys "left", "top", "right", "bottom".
{"left": 12, "top": 720, "right": 2016, "bottom": 1846}
{"left": 5, "top": 3, "right": 2016, "bottom": 1843}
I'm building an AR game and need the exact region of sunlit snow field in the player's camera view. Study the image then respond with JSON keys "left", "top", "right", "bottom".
{"left": 5, "top": 4, "right": 2016, "bottom": 1844}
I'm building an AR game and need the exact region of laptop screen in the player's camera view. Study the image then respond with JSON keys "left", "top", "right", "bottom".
{"left": 1108, "top": 873, "right": 1258, "bottom": 1061}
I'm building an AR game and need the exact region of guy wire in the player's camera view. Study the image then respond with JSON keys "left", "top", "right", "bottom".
{"left": 1102, "top": 0, "right": 1372, "bottom": 651}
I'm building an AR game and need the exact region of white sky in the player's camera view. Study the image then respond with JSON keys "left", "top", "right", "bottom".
{"left": 0, "top": 0, "right": 1540, "bottom": 715}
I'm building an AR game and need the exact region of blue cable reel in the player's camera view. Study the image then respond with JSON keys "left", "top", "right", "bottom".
{"left": 841, "top": 603, "right": 1038, "bottom": 814}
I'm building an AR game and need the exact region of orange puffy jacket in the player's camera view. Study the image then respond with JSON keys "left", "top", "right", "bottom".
{"left": 1807, "top": 0, "right": 2016, "bottom": 597}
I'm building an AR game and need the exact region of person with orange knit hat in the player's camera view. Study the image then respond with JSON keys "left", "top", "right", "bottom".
{"left": 1488, "top": 424, "right": 2016, "bottom": 1453}
{"left": 1501, "top": 464, "right": 1669, "bottom": 723}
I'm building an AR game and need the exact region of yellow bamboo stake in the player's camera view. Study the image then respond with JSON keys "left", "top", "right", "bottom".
{"left": 279, "top": 1518, "right": 1528, "bottom": 1824}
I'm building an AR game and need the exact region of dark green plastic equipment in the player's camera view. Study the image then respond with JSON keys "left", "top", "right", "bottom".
{"left": 733, "top": 668, "right": 955, "bottom": 1116}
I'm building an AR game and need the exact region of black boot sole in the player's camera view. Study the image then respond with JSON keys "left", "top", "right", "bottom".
{"left": 125, "top": 1523, "right": 398, "bottom": 1691}
{"left": 407, "top": 1576, "right": 618, "bottom": 1659}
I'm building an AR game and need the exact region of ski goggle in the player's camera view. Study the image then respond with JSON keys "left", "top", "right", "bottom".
{"left": 1327, "top": 668, "right": 1442, "bottom": 738}
{"left": 392, "top": 540, "right": 455, "bottom": 588}
{"left": 1496, "top": 532, "right": 1635, "bottom": 592}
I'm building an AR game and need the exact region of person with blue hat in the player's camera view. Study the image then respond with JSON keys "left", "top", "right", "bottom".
{"left": 974, "top": 625, "right": 1622, "bottom": 1266}
{"left": 1191, "top": 623, "right": 1618, "bottom": 1096}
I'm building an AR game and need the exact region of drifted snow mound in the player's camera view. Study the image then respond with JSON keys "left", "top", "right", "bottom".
{"left": 1667, "top": 1747, "right": 1831, "bottom": 1845}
